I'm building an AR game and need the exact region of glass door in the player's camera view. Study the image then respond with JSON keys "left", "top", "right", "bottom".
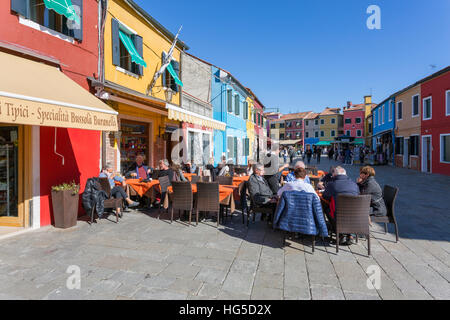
{"left": 0, "top": 125, "right": 23, "bottom": 227}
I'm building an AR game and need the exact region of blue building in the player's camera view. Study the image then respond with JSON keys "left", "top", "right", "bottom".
{"left": 372, "top": 96, "right": 396, "bottom": 165}
{"left": 211, "top": 67, "right": 250, "bottom": 165}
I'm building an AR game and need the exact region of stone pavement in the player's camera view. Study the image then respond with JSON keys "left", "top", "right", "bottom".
{"left": 0, "top": 159, "right": 449, "bottom": 300}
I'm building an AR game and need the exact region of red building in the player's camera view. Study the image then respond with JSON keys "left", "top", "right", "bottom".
{"left": 0, "top": 0, "right": 117, "bottom": 230}
{"left": 282, "top": 112, "right": 311, "bottom": 147}
{"left": 420, "top": 67, "right": 450, "bottom": 176}
{"left": 251, "top": 93, "right": 266, "bottom": 162}
{"left": 343, "top": 102, "right": 365, "bottom": 138}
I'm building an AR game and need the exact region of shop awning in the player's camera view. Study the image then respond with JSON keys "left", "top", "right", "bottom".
{"left": 119, "top": 30, "right": 147, "bottom": 68}
{"left": 43, "top": 0, "right": 80, "bottom": 24}
{"left": 353, "top": 139, "right": 365, "bottom": 145}
{"left": 279, "top": 139, "right": 302, "bottom": 145}
{"left": 316, "top": 141, "right": 332, "bottom": 146}
{"left": 166, "top": 104, "right": 226, "bottom": 131}
{"left": 167, "top": 62, "right": 183, "bottom": 87}
{"left": 0, "top": 51, "right": 118, "bottom": 131}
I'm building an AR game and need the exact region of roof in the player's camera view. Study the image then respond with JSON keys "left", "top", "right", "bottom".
{"left": 343, "top": 104, "right": 364, "bottom": 112}
{"left": 304, "top": 112, "right": 319, "bottom": 120}
{"left": 319, "top": 107, "right": 341, "bottom": 116}
{"left": 280, "top": 111, "right": 312, "bottom": 121}
{"left": 124, "top": 0, "right": 189, "bottom": 50}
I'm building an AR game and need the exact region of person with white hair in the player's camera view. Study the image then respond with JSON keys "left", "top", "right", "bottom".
{"left": 248, "top": 163, "right": 278, "bottom": 221}
{"left": 156, "top": 159, "right": 175, "bottom": 181}
{"left": 285, "top": 161, "right": 311, "bottom": 185}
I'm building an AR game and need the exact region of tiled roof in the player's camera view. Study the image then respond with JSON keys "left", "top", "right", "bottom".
{"left": 280, "top": 111, "right": 312, "bottom": 120}
{"left": 304, "top": 112, "right": 319, "bottom": 120}
{"left": 319, "top": 108, "right": 341, "bottom": 116}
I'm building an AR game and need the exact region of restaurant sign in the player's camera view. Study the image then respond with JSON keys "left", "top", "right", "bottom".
{"left": 0, "top": 96, "right": 118, "bottom": 132}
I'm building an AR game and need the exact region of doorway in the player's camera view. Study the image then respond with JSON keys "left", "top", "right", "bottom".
{"left": 0, "top": 125, "right": 24, "bottom": 227}
{"left": 422, "top": 136, "right": 432, "bottom": 173}
{"left": 404, "top": 138, "right": 409, "bottom": 168}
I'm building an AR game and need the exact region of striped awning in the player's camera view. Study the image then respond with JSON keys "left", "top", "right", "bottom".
{"left": 166, "top": 104, "right": 226, "bottom": 131}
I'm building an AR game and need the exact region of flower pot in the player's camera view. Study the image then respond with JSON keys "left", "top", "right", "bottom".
{"left": 51, "top": 190, "right": 79, "bottom": 229}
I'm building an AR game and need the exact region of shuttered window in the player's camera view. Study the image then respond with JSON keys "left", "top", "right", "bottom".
{"left": 227, "top": 90, "right": 233, "bottom": 113}
{"left": 227, "top": 136, "right": 234, "bottom": 158}
{"left": 243, "top": 102, "right": 248, "bottom": 120}
{"left": 112, "top": 18, "right": 144, "bottom": 76}
{"left": 235, "top": 95, "right": 240, "bottom": 115}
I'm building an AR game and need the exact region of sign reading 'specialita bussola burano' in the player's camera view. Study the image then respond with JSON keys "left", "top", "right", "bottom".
{"left": 0, "top": 96, "right": 118, "bottom": 132}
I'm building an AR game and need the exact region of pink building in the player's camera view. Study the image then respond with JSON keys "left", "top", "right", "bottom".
{"left": 343, "top": 103, "right": 365, "bottom": 138}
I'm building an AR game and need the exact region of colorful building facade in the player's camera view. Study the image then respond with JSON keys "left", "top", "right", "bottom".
{"left": 318, "top": 108, "right": 342, "bottom": 142}
{"left": 304, "top": 112, "right": 320, "bottom": 146}
{"left": 372, "top": 97, "right": 396, "bottom": 165}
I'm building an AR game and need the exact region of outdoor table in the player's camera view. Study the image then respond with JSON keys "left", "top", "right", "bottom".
{"left": 231, "top": 176, "right": 249, "bottom": 201}
{"left": 164, "top": 184, "right": 235, "bottom": 212}
{"left": 183, "top": 173, "right": 196, "bottom": 181}
{"left": 126, "top": 179, "right": 160, "bottom": 202}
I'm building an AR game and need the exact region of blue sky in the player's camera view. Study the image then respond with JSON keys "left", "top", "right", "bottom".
{"left": 135, "top": 0, "right": 450, "bottom": 114}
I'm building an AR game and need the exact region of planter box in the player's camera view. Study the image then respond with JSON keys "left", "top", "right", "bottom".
{"left": 51, "top": 190, "right": 79, "bottom": 229}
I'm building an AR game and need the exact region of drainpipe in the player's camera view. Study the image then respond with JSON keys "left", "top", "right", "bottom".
{"left": 98, "top": 0, "right": 109, "bottom": 169}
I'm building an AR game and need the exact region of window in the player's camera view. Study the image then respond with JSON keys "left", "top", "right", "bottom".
{"left": 446, "top": 90, "right": 450, "bottom": 116}
{"left": 389, "top": 101, "right": 394, "bottom": 121}
{"left": 296, "top": 121, "right": 301, "bottom": 127}
{"left": 382, "top": 105, "right": 385, "bottom": 124}
{"left": 412, "top": 95, "right": 420, "bottom": 117}
{"left": 397, "top": 101, "right": 403, "bottom": 120}
{"left": 243, "top": 101, "right": 248, "bottom": 120}
{"left": 305, "top": 120, "right": 309, "bottom": 126}
{"left": 286, "top": 122, "right": 291, "bottom": 128}
{"left": 315, "top": 120, "right": 319, "bottom": 126}
{"left": 227, "top": 90, "right": 233, "bottom": 113}
{"left": 395, "top": 137, "right": 404, "bottom": 155}
{"left": 234, "top": 95, "right": 240, "bottom": 116}
{"left": 320, "top": 131, "right": 324, "bottom": 137}
{"left": 320, "top": 119, "right": 325, "bottom": 125}
{"left": 378, "top": 108, "right": 382, "bottom": 126}
{"left": 286, "top": 133, "right": 291, "bottom": 139}
{"left": 331, "top": 130, "right": 336, "bottom": 137}
{"left": 296, "top": 132, "right": 301, "bottom": 138}
{"left": 315, "top": 132, "right": 319, "bottom": 138}
{"left": 227, "top": 136, "right": 234, "bottom": 159}
{"left": 331, "top": 118, "right": 336, "bottom": 124}
{"left": 441, "top": 134, "right": 450, "bottom": 163}
{"left": 270, "top": 124, "right": 276, "bottom": 129}
{"left": 346, "top": 130, "right": 351, "bottom": 136}
{"left": 13, "top": 0, "right": 83, "bottom": 40}
{"left": 410, "top": 136, "right": 420, "bottom": 156}
{"left": 357, "top": 130, "right": 362, "bottom": 137}
{"left": 280, "top": 133, "right": 285, "bottom": 140}
{"left": 305, "top": 132, "right": 309, "bottom": 138}
{"left": 355, "top": 118, "right": 362, "bottom": 124}
{"left": 279, "top": 123, "right": 285, "bottom": 129}
{"left": 345, "top": 118, "right": 352, "bottom": 124}
{"left": 244, "top": 138, "right": 250, "bottom": 157}
{"left": 423, "top": 97, "right": 432, "bottom": 120}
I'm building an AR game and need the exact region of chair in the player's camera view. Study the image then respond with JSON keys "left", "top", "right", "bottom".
{"left": 236, "top": 181, "right": 253, "bottom": 227}
{"left": 217, "top": 176, "right": 233, "bottom": 186}
{"left": 190, "top": 176, "right": 201, "bottom": 184}
{"left": 248, "top": 186, "right": 275, "bottom": 225}
{"left": 170, "top": 181, "right": 193, "bottom": 224}
{"left": 151, "top": 170, "right": 160, "bottom": 180}
{"left": 196, "top": 182, "right": 220, "bottom": 227}
{"left": 91, "top": 178, "right": 123, "bottom": 224}
{"left": 371, "top": 185, "right": 399, "bottom": 242}
{"left": 335, "top": 194, "right": 371, "bottom": 255}
{"left": 157, "top": 175, "right": 171, "bottom": 219}
{"left": 201, "top": 176, "right": 211, "bottom": 182}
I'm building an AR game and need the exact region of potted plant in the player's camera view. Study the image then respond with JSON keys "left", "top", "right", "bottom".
{"left": 51, "top": 181, "right": 80, "bottom": 229}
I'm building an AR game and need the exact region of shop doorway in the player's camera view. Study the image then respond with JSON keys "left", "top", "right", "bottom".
{"left": 0, "top": 125, "right": 24, "bottom": 227}
{"left": 120, "top": 120, "right": 150, "bottom": 174}
{"left": 422, "top": 136, "right": 432, "bottom": 173}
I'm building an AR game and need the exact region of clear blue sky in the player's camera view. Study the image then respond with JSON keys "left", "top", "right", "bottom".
{"left": 134, "top": 0, "right": 450, "bottom": 114}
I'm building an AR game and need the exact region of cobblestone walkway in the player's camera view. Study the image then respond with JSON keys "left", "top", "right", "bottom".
{"left": 0, "top": 160, "right": 449, "bottom": 300}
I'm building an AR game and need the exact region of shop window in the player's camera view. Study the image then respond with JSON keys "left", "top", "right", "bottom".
{"left": 409, "top": 136, "right": 419, "bottom": 156}
{"left": 345, "top": 118, "right": 352, "bottom": 124}
{"left": 395, "top": 137, "right": 404, "bottom": 155}
{"left": 12, "top": 0, "right": 83, "bottom": 40}
{"left": 423, "top": 97, "right": 432, "bottom": 120}
{"left": 412, "top": 95, "right": 420, "bottom": 117}
{"left": 120, "top": 121, "right": 149, "bottom": 174}
{"left": 441, "top": 134, "right": 450, "bottom": 163}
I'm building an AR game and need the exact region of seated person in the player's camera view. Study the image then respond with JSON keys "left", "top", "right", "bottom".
{"left": 322, "top": 166, "right": 359, "bottom": 244}
{"left": 285, "top": 161, "right": 311, "bottom": 185}
{"left": 172, "top": 162, "right": 188, "bottom": 182}
{"left": 264, "top": 161, "right": 289, "bottom": 195}
{"left": 277, "top": 167, "right": 318, "bottom": 200}
{"left": 156, "top": 159, "right": 176, "bottom": 181}
{"left": 183, "top": 161, "right": 197, "bottom": 174}
{"left": 246, "top": 160, "right": 256, "bottom": 176}
{"left": 125, "top": 155, "right": 152, "bottom": 179}
{"left": 248, "top": 164, "right": 278, "bottom": 221}
{"left": 357, "top": 166, "right": 387, "bottom": 217}
{"left": 99, "top": 165, "right": 139, "bottom": 211}
{"left": 317, "top": 166, "right": 336, "bottom": 190}
{"left": 205, "top": 157, "right": 218, "bottom": 181}
{"left": 218, "top": 160, "right": 231, "bottom": 176}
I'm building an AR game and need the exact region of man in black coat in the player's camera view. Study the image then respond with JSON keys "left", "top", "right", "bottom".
{"left": 248, "top": 164, "right": 278, "bottom": 221}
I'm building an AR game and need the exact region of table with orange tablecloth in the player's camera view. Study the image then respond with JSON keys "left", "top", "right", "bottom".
{"left": 231, "top": 176, "right": 250, "bottom": 201}
{"left": 126, "top": 179, "right": 160, "bottom": 201}
{"left": 164, "top": 184, "right": 235, "bottom": 212}
{"left": 183, "top": 173, "right": 196, "bottom": 181}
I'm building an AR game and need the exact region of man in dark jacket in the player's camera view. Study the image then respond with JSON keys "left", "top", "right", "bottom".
{"left": 125, "top": 155, "right": 152, "bottom": 179}
{"left": 248, "top": 164, "right": 277, "bottom": 221}
{"left": 322, "top": 166, "right": 359, "bottom": 244}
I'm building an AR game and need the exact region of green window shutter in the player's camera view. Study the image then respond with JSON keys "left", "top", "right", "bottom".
{"left": 71, "top": 0, "right": 83, "bottom": 41}
{"left": 133, "top": 34, "right": 144, "bottom": 76}
{"left": 170, "top": 60, "right": 180, "bottom": 93}
{"left": 245, "top": 138, "right": 249, "bottom": 156}
{"left": 111, "top": 18, "right": 120, "bottom": 66}
{"left": 162, "top": 52, "right": 167, "bottom": 87}
{"left": 234, "top": 137, "right": 238, "bottom": 160}
{"left": 243, "top": 102, "right": 248, "bottom": 120}
{"left": 11, "top": 0, "right": 29, "bottom": 18}
{"left": 235, "top": 95, "right": 240, "bottom": 115}
{"left": 227, "top": 90, "right": 233, "bottom": 113}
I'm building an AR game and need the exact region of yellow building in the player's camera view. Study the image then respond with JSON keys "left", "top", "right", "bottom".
{"left": 90, "top": 0, "right": 188, "bottom": 170}
{"left": 246, "top": 96, "right": 255, "bottom": 161}
{"left": 363, "top": 96, "right": 376, "bottom": 146}
{"left": 318, "top": 108, "right": 343, "bottom": 142}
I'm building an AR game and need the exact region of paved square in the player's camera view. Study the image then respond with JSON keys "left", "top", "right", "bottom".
{"left": 0, "top": 160, "right": 449, "bottom": 300}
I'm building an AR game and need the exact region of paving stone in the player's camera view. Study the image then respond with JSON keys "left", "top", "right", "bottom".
{"left": 169, "top": 278, "right": 203, "bottom": 295}
{"left": 284, "top": 285, "right": 311, "bottom": 300}
{"left": 254, "top": 272, "right": 284, "bottom": 289}
{"left": 159, "top": 263, "right": 201, "bottom": 280}
{"left": 133, "top": 287, "right": 188, "bottom": 300}
{"left": 221, "top": 272, "right": 255, "bottom": 296}
{"left": 251, "top": 286, "right": 283, "bottom": 300}
{"left": 197, "top": 283, "right": 222, "bottom": 299}
{"left": 140, "top": 275, "right": 176, "bottom": 289}
{"left": 195, "top": 268, "right": 229, "bottom": 285}
{"left": 310, "top": 285, "right": 345, "bottom": 300}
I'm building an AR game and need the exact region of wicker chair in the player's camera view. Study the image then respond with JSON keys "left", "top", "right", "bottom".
{"left": 371, "top": 185, "right": 399, "bottom": 242}
{"left": 335, "top": 194, "right": 372, "bottom": 255}
{"left": 237, "top": 181, "right": 254, "bottom": 227}
{"left": 190, "top": 176, "right": 200, "bottom": 184}
{"left": 196, "top": 182, "right": 220, "bottom": 227}
{"left": 157, "top": 175, "right": 171, "bottom": 219}
{"left": 201, "top": 176, "right": 211, "bottom": 182}
{"left": 170, "top": 181, "right": 193, "bottom": 224}
{"left": 217, "top": 176, "right": 233, "bottom": 186}
{"left": 91, "top": 178, "right": 123, "bottom": 224}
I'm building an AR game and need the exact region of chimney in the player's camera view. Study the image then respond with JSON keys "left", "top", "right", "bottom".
{"left": 364, "top": 95, "right": 372, "bottom": 105}
{"left": 347, "top": 101, "right": 352, "bottom": 108}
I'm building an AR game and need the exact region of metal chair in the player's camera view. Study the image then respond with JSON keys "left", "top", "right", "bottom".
{"left": 335, "top": 194, "right": 371, "bottom": 255}
{"left": 195, "top": 182, "right": 220, "bottom": 227}
{"left": 91, "top": 178, "right": 123, "bottom": 224}
{"left": 371, "top": 185, "right": 400, "bottom": 242}
{"left": 217, "top": 176, "right": 233, "bottom": 186}
{"left": 170, "top": 181, "right": 193, "bottom": 224}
